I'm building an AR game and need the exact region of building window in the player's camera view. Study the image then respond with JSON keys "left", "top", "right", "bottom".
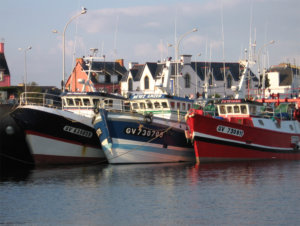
{"left": 184, "top": 74, "right": 190, "bottom": 88}
{"left": 128, "top": 78, "right": 133, "bottom": 91}
{"left": 226, "top": 75, "right": 232, "bottom": 88}
{"left": 0, "top": 72, "right": 3, "bottom": 81}
{"left": 111, "top": 74, "right": 118, "bottom": 83}
{"left": 208, "top": 74, "right": 213, "bottom": 86}
{"left": 144, "top": 76, "right": 149, "bottom": 89}
{"left": 105, "top": 74, "right": 111, "bottom": 83}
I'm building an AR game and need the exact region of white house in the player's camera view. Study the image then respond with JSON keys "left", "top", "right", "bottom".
{"left": 120, "top": 55, "right": 258, "bottom": 99}
{"left": 264, "top": 63, "right": 300, "bottom": 98}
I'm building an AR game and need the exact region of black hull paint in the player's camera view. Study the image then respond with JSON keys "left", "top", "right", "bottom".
{"left": 1, "top": 107, "right": 102, "bottom": 170}
{"left": 0, "top": 114, "right": 34, "bottom": 170}
{"left": 11, "top": 107, "right": 101, "bottom": 148}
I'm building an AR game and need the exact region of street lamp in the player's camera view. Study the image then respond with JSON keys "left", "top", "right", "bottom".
{"left": 257, "top": 40, "right": 275, "bottom": 98}
{"left": 175, "top": 28, "right": 198, "bottom": 96}
{"left": 18, "top": 46, "right": 32, "bottom": 98}
{"left": 61, "top": 7, "right": 87, "bottom": 92}
{"left": 175, "top": 28, "right": 197, "bottom": 61}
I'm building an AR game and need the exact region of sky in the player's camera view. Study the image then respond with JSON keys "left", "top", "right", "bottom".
{"left": 0, "top": 0, "right": 299, "bottom": 88}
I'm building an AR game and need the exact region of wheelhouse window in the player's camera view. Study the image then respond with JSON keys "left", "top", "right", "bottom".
{"left": 162, "top": 102, "right": 168, "bottom": 108}
{"left": 249, "top": 106, "right": 256, "bottom": 115}
{"left": 227, "top": 106, "right": 233, "bottom": 113}
{"left": 132, "top": 103, "right": 139, "bottom": 110}
{"left": 146, "top": 101, "right": 153, "bottom": 109}
{"left": 220, "top": 105, "right": 226, "bottom": 114}
{"left": 66, "top": 98, "right": 74, "bottom": 106}
{"left": 154, "top": 102, "right": 161, "bottom": 109}
{"left": 170, "top": 101, "right": 175, "bottom": 109}
{"left": 241, "top": 105, "right": 247, "bottom": 114}
{"left": 139, "top": 102, "right": 146, "bottom": 109}
{"left": 75, "top": 98, "right": 82, "bottom": 106}
{"left": 92, "top": 99, "right": 100, "bottom": 107}
{"left": 83, "top": 98, "right": 91, "bottom": 106}
{"left": 104, "top": 99, "right": 113, "bottom": 108}
{"left": 234, "top": 105, "right": 240, "bottom": 113}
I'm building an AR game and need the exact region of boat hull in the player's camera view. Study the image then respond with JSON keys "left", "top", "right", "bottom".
{"left": 0, "top": 114, "right": 34, "bottom": 170}
{"left": 186, "top": 112, "right": 300, "bottom": 162}
{"left": 7, "top": 106, "right": 106, "bottom": 166}
{"left": 93, "top": 110, "right": 195, "bottom": 164}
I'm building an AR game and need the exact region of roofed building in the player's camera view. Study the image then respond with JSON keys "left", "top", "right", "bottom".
{"left": 0, "top": 42, "right": 10, "bottom": 87}
{"left": 65, "top": 56, "right": 127, "bottom": 93}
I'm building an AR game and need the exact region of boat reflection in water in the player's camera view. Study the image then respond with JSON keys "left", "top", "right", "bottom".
{"left": 1, "top": 161, "right": 300, "bottom": 225}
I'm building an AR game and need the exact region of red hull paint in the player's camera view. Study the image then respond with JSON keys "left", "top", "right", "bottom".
{"left": 193, "top": 140, "right": 300, "bottom": 162}
{"left": 186, "top": 110, "right": 300, "bottom": 162}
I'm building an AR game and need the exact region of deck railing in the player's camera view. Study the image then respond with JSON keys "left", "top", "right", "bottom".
{"left": 19, "top": 92, "right": 62, "bottom": 109}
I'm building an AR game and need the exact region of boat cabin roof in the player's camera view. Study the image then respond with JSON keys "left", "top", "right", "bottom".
{"left": 61, "top": 91, "right": 126, "bottom": 100}
{"left": 130, "top": 94, "right": 194, "bottom": 103}
{"left": 129, "top": 94, "right": 195, "bottom": 113}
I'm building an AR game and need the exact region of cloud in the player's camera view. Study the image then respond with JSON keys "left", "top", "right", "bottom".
{"left": 79, "top": 1, "right": 246, "bottom": 35}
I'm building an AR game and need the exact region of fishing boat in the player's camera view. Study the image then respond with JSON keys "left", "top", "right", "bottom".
{"left": 185, "top": 98, "right": 300, "bottom": 162}
{"left": 0, "top": 91, "right": 126, "bottom": 168}
{"left": 93, "top": 94, "right": 196, "bottom": 164}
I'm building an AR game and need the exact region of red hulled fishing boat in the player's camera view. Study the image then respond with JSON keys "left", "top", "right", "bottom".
{"left": 185, "top": 98, "right": 300, "bottom": 162}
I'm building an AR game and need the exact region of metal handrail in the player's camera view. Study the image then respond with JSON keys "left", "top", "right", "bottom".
{"left": 19, "top": 92, "right": 62, "bottom": 109}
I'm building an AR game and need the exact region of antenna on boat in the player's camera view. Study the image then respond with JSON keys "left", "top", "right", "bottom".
{"left": 82, "top": 48, "right": 98, "bottom": 92}
{"left": 220, "top": 1, "right": 226, "bottom": 97}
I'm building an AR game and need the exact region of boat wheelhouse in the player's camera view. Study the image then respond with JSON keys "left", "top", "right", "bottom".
{"left": 61, "top": 91, "right": 127, "bottom": 117}
{"left": 217, "top": 99, "right": 263, "bottom": 118}
{"left": 129, "top": 94, "right": 196, "bottom": 121}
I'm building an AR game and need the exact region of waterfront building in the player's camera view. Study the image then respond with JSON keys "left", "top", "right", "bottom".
{"left": 264, "top": 63, "right": 300, "bottom": 98}
{"left": 65, "top": 57, "right": 127, "bottom": 93}
{"left": 0, "top": 42, "right": 10, "bottom": 87}
{"left": 121, "top": 55, "right": 258, "bottom": 98}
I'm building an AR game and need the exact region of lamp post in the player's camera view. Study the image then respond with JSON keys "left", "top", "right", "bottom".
{"left": 257, "top": 40, "right": 275, "bottom": 98}
{"left": 175, "top": 28, "right": 197, "bottom": 96}
{"left": 60, "top": 7, "right": 87, "bottom": 92}
{"left": 18, "top": 46, "right": 32, "bottom": 99}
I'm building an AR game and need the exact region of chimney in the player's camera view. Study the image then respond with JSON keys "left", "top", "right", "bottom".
{"left": 76, "top": 57, "right": 84, "bottom": 65}
{"left": 129, "top": 62, "right": 138, "bottom": 69}
{"left": 0, "top": 42, "right": 4, "bottom": 54}
{"left": 115, "top": 59, "right": 124, "bottom": 67}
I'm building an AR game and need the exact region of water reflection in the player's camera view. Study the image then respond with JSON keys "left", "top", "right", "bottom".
{"left": 1, "top": 160, "right": 300, "bottom": 185}
{"left": 1, "top": 161, "right": 300, "bottom": 225}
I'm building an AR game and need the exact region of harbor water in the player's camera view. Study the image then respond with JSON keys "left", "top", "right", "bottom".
{"left": 1, "top": 160, "right": 300, "bottom": 225}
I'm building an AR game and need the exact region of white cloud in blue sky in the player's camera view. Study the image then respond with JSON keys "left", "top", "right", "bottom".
{"left": 0, "top": 0, "right": 299, "bottom": 87}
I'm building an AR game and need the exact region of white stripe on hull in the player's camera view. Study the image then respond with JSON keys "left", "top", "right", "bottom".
{"left": 106, "top": 138, "right": 195, "bottom": 164}
{"left": 193, "top": 131, "right": 292, "bottom": 151}
{"left": 26, "top": 134, "right": 105, "bottom": 158}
